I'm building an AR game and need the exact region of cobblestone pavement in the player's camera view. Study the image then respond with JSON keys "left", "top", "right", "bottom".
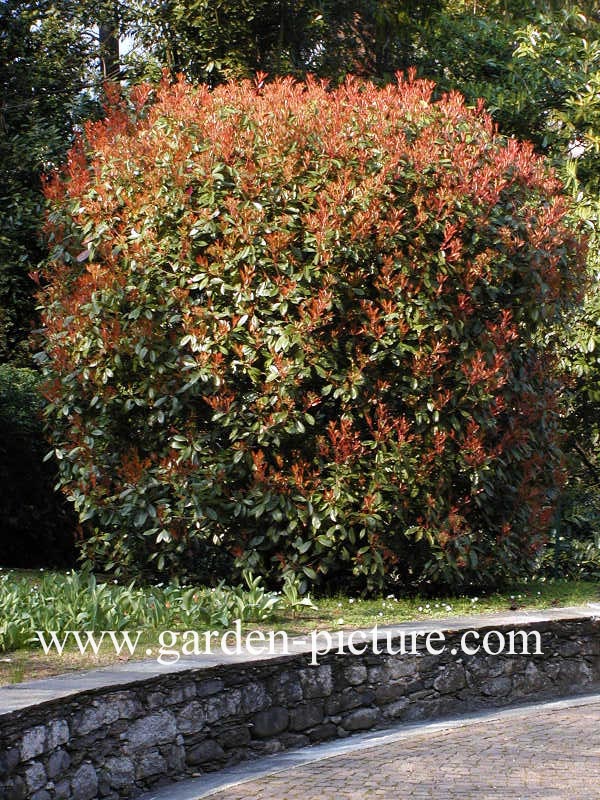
{"left": 204, "top": 700, "right": 600, "bottom": 799}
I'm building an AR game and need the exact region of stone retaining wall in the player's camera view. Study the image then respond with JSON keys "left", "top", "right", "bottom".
{"left": 1, "top": 612, "right": 599, "bottom": 800}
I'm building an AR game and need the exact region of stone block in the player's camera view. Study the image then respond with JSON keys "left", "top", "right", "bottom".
{"left": 187, "top": 740, "right": 226, "bottom": 766}
{"left": 205, "top": 689, "right": 242, "bottom": 723}
{"left": 125, "top": 711, "right": 177, "bottom": 752}
{"left": 5, "top": 776, "right": 27, "bottom": 800}
{"left": 21, "top": 726, "right": 47, "bottom": 761}
{"left": 383, "top": 698, "right": 410, "bottom": 719}
{"left": 165, "top": 743, "right": 186, "bottom": 772}
{"left": 374, "top": 683, "right": 408, "bottom": 704}
{"left": 176, "top": 701, "right": 206, "bottom": 735}
{"left": 559, "top": 659, "right": 594, "bottom": 686}
{"left": 71, "top": 763, "right": 98, "bottom": 800}
{"left": 298, "top": 665, "right": 333, "bottom": 699}
{"left": 309, "top": 722, "right": 338, "bottom": 742}
{"left": 196, "top": 679, "right": 224, "bottom": 698}
{"left": 53, "top": 779, "right": 71, "bottom": 800}
{"left": 25, "top": 763, "right": 46, "bottom": 793}
{"left": 47, "top": 748, "right": 70, "bottom": 780}
{"left": 289, "top": 703, "right": 324, "bottom": 731}
{"left": 47, "top": 720, "right": 69, "bottom": 750}
{"left": 480, "top": 676, "right": 512, "bottom": 697}
{"left": 102, "top": 756, "right": 135, "bottom": 790}
{"left": 252, "top": 707, "right": 289, "bottom": 738}
{"left": 240, "top": 682, "right": 270, "bottom": 714}
{"left": 0, "top": 746, "right": 20, "bottom": 776}
{"left": 136, "top": 750, "right": 166, "bottom": 780}
{"left": 76, "top": 703, "right": 120, "bottom": 736}
{"left": 31, "top": 790, "right": 51, "bottom": 800}
{"left": 269, "top": 672, "right": 303, "bottom": 704}
{"left": 216, "top": 724, "right": 251, "bottom": 747}
{"left": 433, "top": 663, "right": 466, "bottom": 694}
{"left": 325, "top": 689, "right": 363, "bottom": 715}
{"left": 341, "top": 707, "right": 379, "bottom": 731}
{"left": 343, "top": 664, "right": 367, "bottom": 686}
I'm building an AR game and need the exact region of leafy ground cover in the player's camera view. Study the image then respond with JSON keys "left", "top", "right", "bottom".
{"left": 0, "top": 569, "right": 597, "bottom": 686}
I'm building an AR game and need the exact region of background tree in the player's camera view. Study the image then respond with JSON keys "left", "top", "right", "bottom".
{"left": 128, "top": 0, "right": 443, "bottom": 85}
{"left": 0, "top": 0, "right": 147, "bottom": 364}
{"left": 0, "top": 0, "right": 129, "bottom": 566}
{"left": 0, "top": 0, "right": 90, "bottom": 363}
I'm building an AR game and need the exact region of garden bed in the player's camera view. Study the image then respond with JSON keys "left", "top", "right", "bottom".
{"left": 1, "top": 569, "right": 598, "bottom": 685}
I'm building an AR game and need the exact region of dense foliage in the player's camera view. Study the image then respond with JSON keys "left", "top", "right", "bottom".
{"left": 38, "top": 74, "right": 585, "bottom": 591}
{"left": 0, "top": 365, "right": 77, "bottom": 567}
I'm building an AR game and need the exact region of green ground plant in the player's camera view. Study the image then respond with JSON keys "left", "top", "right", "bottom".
{"left": 1, "top": 569, "right": 597, "bottom": 668}
{"left": 0, "top": 568, "right": 288, "bottom": 653}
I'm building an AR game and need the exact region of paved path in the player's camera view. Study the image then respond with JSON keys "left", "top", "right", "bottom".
{"left": 206, "top": 697, "right": 600, "bottom": 799}
{"left": 142, "top": 694, "right": 600, "bottom": 800}
{"left": 208, "top": 703, "right": 600, "bottom": 799}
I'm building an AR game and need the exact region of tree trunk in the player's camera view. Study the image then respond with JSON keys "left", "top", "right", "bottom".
{"left": 99, "top": 6, "right": 120, "bottom": 80}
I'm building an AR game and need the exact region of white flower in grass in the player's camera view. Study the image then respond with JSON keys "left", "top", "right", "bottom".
{"left": 568, "top": 139, "right": 586, "bottom": 159}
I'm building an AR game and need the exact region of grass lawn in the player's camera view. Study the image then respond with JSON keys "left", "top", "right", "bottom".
{"left": 1, "top": 568, "right": 598, "bottom": 686}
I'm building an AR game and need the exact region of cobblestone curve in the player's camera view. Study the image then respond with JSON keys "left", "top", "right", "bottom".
{"left": 205, "top": 700, "right": 600, "bottom": 799}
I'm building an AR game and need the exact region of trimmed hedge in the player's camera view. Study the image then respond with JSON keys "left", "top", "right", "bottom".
{"left": 38, "top": 74, "right": 585, "bottom": 591}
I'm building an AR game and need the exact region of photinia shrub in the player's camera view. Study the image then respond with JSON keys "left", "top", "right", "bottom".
{"left": 38, "top": 72, "right": 586, "bottom": 591}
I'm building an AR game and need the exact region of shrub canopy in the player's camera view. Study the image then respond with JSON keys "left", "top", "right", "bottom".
{"left": 39, "top": 73, "right": 585, "bottom": 591}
